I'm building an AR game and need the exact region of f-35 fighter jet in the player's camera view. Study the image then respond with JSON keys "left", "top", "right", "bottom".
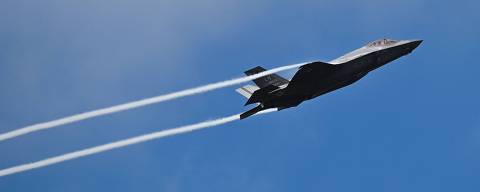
{"left": 236, "top": 38, "right": 422, "bottom": 119}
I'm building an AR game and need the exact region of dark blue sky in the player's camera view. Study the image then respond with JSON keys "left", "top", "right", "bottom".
{"left": 1, "top": 0, "right": 479, "bottom": 191}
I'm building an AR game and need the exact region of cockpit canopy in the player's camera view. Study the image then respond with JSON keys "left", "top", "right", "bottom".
{"left": 366, "top": 39, "right": 398, "bottom": 47}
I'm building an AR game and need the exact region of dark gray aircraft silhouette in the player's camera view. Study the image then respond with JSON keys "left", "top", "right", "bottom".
{"left": 236, "top": 38, "right": 422, "bottom": 119}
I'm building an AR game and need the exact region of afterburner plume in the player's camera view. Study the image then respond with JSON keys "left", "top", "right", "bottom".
{"left": 0, "top": 109, "right": 276, "bottom": 177}
{"left": 0, "top": 63, "right": 305, "bottom": 142}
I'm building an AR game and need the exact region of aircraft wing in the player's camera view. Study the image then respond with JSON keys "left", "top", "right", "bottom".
{"left": 288, "top": 61, "right": 339, "bottom": 86}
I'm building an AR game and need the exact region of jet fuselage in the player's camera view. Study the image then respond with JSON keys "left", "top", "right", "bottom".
{"left": 240, "top": 39, "right": 422, "bottom": 119}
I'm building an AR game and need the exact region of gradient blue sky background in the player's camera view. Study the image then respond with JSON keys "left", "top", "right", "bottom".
{"left": 1, "top": 0, "right": 479, "bottom": 191}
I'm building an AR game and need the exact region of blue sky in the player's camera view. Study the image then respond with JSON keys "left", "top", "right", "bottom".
{"left": 1, "top": 0, "right": 479, "bottom": 191}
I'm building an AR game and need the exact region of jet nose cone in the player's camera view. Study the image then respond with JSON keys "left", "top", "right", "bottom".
{"left": 410, "top": 39, "right": 423, "bottom": 50}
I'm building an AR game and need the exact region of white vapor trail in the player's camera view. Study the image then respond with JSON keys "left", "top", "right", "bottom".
{"left": 0, "top": 109, "right": 276, "bottom": 177}
{"left": 0, "top": 63, "right": 305, "bottom": 142}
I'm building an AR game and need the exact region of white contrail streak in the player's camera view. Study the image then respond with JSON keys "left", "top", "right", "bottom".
{"left": 0, "top": 109, "right": 276, "bottom": 177}
{"left": 0, "top": 63, "right": 305, "bottom": 142}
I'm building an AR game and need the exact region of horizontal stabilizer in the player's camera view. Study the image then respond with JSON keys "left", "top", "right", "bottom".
{"left": 235, "top": 84, "right": 260, "bottom": 98}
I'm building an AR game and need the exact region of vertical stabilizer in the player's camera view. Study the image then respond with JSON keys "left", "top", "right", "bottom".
{"left": 244, "top": 66, "right": 289, "bottom": 88}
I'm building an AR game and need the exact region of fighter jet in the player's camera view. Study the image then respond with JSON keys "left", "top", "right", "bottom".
{"left": 236, "top": 38, "right": 422, "bottom": 119}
